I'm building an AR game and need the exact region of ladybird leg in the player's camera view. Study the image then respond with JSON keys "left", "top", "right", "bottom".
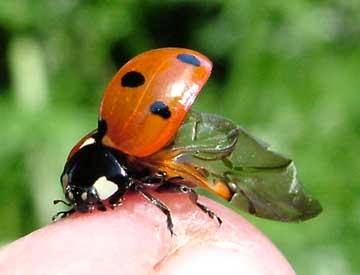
{"left": 53, "top": 199, "right": 71, "bottom": 207}
{"left": 108, "top": 177, "right": 133, "bottom": 208}
{"left": 52, "top": 208, "right": 76, "bottom": 222}
{"left": 96, "top": 201, "right": 107, "bottom": 212}
{"left": 140, "top": 171, "right": 168, "bottom": 184}
{"left": 108, "top": 191, "right": 124, "bottom": 209}
{"left": 158, "top": 183, "right": 222, "bottom": 225}
{"left": 134, "top": 184, "right": 175, "bottom": 236}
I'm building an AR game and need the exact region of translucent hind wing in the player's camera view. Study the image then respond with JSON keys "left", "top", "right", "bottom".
{"left": 151, "top": 111, "right": 322, "bottom": 221}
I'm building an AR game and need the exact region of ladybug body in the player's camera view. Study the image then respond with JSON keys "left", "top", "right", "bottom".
{"left": 58, "top": 128, "right": 220, "bottom": 235}
{"left": 55, "top": 48, "right": 218, "bottom": 234}
{"left": 54, "top": 48, "right": 322, "bottom": 234}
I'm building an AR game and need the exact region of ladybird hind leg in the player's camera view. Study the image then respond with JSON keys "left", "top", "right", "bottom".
{"left": 133, "top": 184, "right": 175, "bottom": 236}
{"left": 139, "top": 171, "right": 168, "bottom": 185}
{"left": 157, "top": 182, "right": 222, "bottom": 225}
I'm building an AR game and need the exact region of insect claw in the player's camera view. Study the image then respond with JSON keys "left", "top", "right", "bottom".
{"left": 52, "top": 209, "right": 75, "bottom": 222}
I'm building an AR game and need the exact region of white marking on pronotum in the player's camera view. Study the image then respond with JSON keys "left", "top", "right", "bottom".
{"left": 79, "top": 138, "right": 96, "bottom": 149}
{"left": 93, "top": 176, "right": 119, "bottom": 200}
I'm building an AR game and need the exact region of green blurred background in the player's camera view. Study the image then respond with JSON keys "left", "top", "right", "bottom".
{"left": 0, "top": 1, "right": 359, "bottom": 274}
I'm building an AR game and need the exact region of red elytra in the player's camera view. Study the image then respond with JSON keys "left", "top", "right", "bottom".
{"left": 99, "top": 48, "right": 212, "bottom": 157}
{"left": 66, "top": 48, "right": 230, "bottom": 200}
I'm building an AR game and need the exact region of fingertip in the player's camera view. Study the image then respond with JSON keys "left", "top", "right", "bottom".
{"left": 155, "top": 242, "right": 294, "bottom": 275}
{"left": 156, "top": 195, "right": 295, "bottom": 275}
{"left": 0, "top": 194, "right": 173, "bottom": 274}
{"left": 0, "top": 193, "right": 295, "bottom": 275}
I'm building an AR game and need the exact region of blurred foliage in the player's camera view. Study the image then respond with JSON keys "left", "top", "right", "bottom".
{"left": 0, "top": 0, "right": 359, "bottom": 274}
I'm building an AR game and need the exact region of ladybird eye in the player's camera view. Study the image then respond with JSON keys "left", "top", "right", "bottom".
{"left": 67, "top": 191, "right": 74, "bottom": 200}
{"left": 61, "top": 174, "right": 69, "bottom": 189}
{"left": 81, "top": 192, "right": 88, "bottom": 201}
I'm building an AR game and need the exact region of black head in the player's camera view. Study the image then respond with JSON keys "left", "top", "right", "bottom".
{"left": 60, "top": 142, "right": 131, "bottom": 212}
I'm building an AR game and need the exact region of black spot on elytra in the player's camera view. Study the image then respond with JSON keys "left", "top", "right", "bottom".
{"left": 121, "top": 71, "right": 145, "bottom": 87}
{"left": 150, "top": 101, "right": 171, "bottom": 119}
{"left": 176, "top": 53, "right": 201, "bottom": 67}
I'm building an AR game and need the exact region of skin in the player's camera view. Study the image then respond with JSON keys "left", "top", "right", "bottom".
{"left": 0, "top": 193, "right": 295, "bottom": 275}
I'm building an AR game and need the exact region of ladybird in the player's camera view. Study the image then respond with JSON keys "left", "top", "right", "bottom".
{"left": 54, "top": 48, "right": 321, "bottom": 235}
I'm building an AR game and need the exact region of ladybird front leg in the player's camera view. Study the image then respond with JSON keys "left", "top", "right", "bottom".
{"left": 134, "top": 184, "right": 175, "bottom": 236}
{"left": 107, "top": 177, "right": 133, "bottom": 209}
{"left": 108, "top": 191, "right": 124, "bottom": 209}
{"left": 96, "top": 200, "right": 107, "bottom": 212}
{"left": 52, "top": 208, "right": 76, "bottom": 222}
{"left": 53, "top": 199, "right": 71, "bottom": 207}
